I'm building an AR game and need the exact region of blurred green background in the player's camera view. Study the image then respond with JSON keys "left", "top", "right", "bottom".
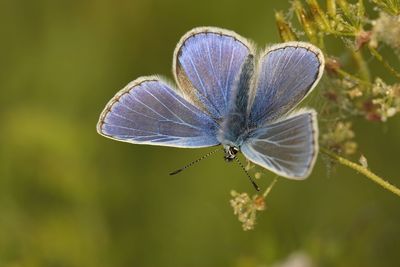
{"left": 1, "top": 0, "right": 400, "bottom": 266}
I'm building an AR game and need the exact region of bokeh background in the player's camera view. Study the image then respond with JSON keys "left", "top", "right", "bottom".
{"left": 1, "top": 0, "right": 400, "bottom": 266}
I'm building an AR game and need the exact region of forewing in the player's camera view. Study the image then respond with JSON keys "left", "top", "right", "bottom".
{"left": 174, "top": 27, "right": 253, "bottom": 119}
{"left": 241, "top": 110, "right": 318, "bottom": 179}
{"left": 249, "top": 42, "right": 324, "bottom": 126}
{"left": 97, "top": 77, "right": 219, "bottom": 148}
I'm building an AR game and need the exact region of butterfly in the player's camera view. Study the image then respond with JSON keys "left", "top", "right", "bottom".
{"left": 97, "top": 27, "right": 324, "bottom": 190}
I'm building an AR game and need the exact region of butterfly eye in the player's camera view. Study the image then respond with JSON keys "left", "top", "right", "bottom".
{"left": 230, "top": 147, "right": 239, "bottom": 154}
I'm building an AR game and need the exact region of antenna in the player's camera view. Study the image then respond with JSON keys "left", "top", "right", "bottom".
{"left": 169, "top": 147, "right": 222, "bottom": 175}
{"left": 234, "top": 157, "right": 260, "bottom": 191}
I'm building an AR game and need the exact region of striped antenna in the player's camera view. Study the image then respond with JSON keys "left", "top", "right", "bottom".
{"left": 169, "top": 147, "right": 222, "bottom": 175}
{"left": 234, "top": 157, "right": 260, "bottom": 191}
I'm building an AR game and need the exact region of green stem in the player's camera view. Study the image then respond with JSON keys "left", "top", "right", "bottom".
{"left": 369, "top": 46, "right": 400, "bottom": 79}
{"left": 263, "top": 176, "right": 279, "bottom": 198}
{"left": 352, "top": 50, "right": 371, "bottom": 83}
{"left": 336, "top": 68, "right": 369, "bottom": 85}
{"left": 320, "top": 147, "right": 400, "bottom": 197}
{"left": 326, "top": 30, "right": 356, "bottom": 37}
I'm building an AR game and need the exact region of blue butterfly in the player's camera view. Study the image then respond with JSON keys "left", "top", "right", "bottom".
{"left": 97, "top": 27, "right": 324, "bottom": 189}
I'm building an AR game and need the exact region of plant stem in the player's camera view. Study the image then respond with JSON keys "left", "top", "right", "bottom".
{"left": 320, "top": 147, "right": 400, "bottom": 197}
{"left": 369, "top": 46, "right": 400, "bottom": 79}
{"left": 336, "top": 68, "right": 369, "bottom": 85}
{"left": 352, "top": 50, "right": 371, "bottom": 83}
{"left": 263, "top": 176, "right": 279, "bottom": 198}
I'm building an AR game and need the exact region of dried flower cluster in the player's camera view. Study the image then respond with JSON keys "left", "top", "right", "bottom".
{"left": 371, "top": 12, "right": 400, "bottom": 57}
{"left": 230, "top": 190, "right": 266, "bottom": 231}
{"left": 371, "top": 78, "right": 400, "bottom": 121}
{"left": 230, "top": 176, "right": 278, "bottom": 230}
{"left": 321, "top": 121, "right": 357, "bottom": 155}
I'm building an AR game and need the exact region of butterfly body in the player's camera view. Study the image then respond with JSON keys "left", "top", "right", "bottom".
{"left": 98, "top": 27, "right": 324, "bottom": 180}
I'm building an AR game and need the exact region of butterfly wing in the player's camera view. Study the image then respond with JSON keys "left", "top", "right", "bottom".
{"left": 249, "top": 42, "right": 324, "bottom": 126}
{"left": 173, "top": 27, "right": 253, "bottom": 119}
{"left": 241, "top": 110, "right": 318, "bottom": 179}
{"left": 97, "top": 76, "right": 219, "bottom": 148}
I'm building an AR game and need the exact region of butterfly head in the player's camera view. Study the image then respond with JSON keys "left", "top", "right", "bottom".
{"left": 224, "top": 145, "right": 239, "bottom": 162}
